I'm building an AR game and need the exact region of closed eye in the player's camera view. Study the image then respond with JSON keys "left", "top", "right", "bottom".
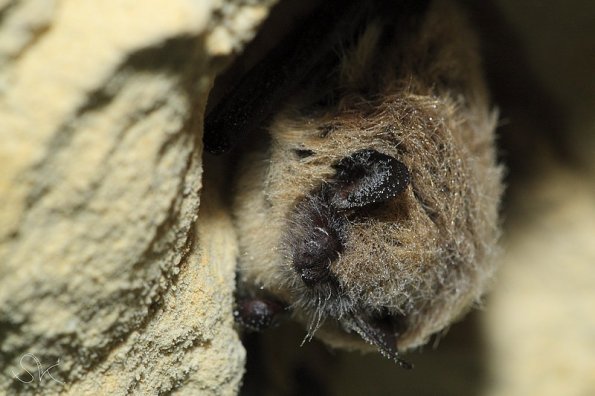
{"left": 293, "top": 148, "right": 315, "bottom": 159}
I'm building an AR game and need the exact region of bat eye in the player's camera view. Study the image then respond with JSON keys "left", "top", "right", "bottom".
{"left": 293, "top": 148, "right": 315, "bottom": 159}
{"left": 330, "top": 149, "right": 410, "bottom": 210}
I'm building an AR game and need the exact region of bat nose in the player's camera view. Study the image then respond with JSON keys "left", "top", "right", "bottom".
{"left": 292, "top": 226, "right": 340, "bottom": 287}
{"left": 288, "top": 188, "right": 347, "bottom": 287}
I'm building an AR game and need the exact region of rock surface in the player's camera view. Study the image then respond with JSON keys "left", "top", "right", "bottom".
{"left": 0, "top": 0, "right": 272, "bottom": 394}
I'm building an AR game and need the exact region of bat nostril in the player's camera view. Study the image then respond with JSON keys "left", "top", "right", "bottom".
{"left": 297, "top": 265, "right": 331, "bottom": 287}
{"left": 287, "top": 189, "right": 347, "bottom": 287}
{"left": 291, "top": 226, "right": 341, "bottom": 286}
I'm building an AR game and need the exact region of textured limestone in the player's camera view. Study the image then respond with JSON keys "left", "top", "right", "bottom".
{"left": 484, "top": 164, "right": 595, "bottom": 396}
{"left": 0, "top": 0, "right": 273, "bottom": 394}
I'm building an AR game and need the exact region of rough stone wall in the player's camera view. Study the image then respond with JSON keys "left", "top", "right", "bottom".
{"left": 0, "top": 0, "right": 273, "bottom": 394}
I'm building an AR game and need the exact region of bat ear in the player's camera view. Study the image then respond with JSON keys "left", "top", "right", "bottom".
{"left": 330, "top": 149, "right": 410, "bottom": 210}
{"left": 347, "top": 313, "right": 413, "bottom": 369}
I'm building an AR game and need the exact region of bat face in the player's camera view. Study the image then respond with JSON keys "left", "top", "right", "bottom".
{"left": 218, "top": 0, "right": 503, "bottom": 366}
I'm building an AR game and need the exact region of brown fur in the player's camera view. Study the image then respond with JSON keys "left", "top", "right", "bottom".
{"left": 233, "top": 0, "right": 503, "bottom": 353}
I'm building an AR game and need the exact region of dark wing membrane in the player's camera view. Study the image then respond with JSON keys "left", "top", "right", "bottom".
{"left": 204, "top": 0, "right": 362, "bottom": 154}
{"left": 204, "top": 0, "right": 432, "bottom": 154}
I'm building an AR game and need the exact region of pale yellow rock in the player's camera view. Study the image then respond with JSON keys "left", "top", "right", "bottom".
{"left": 484, "top": 164, "right": 595, "bottom": 396}
{"left": 0, "top": 0, "right": 273, "bottom": 394}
